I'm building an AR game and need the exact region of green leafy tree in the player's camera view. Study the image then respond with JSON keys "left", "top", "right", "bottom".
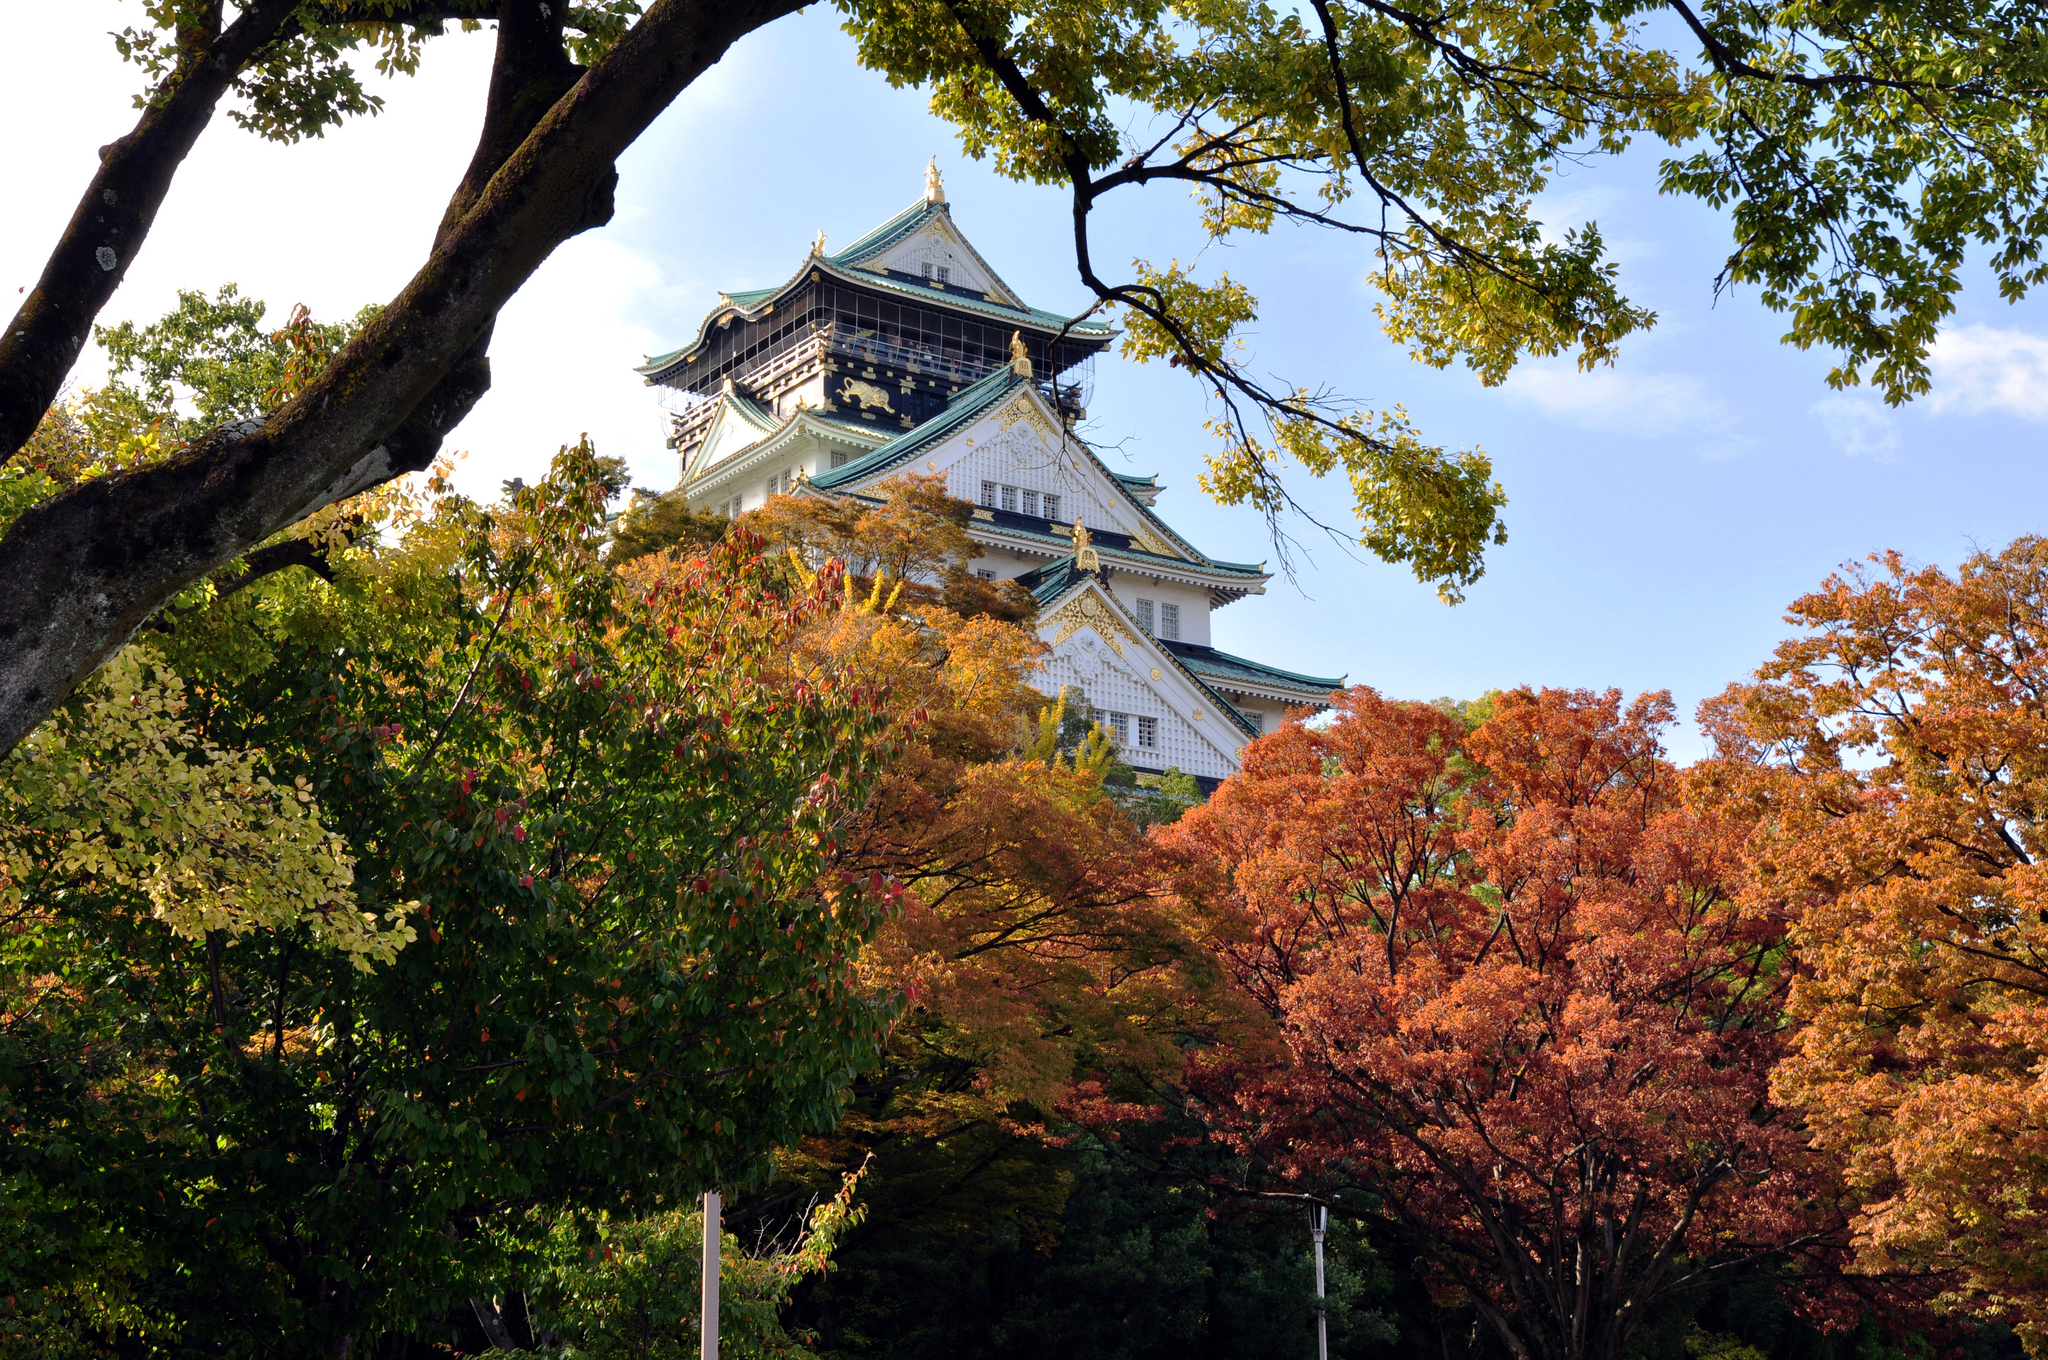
{"left": 92, "top": 284, "right": 375, "bottom": 444}
{"left": 5, "top": 0, "right": 2047, "bottom": 750}
{"left": 481, "top": 1164, "right": 872, "bottom": 1358}
{"left": 0, "top": 441, "right": 901, "bottom": 1357}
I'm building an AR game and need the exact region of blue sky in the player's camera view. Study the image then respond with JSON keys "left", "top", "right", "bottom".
{"left": 9, "top": 6, "right": 2047, "bottom": 759}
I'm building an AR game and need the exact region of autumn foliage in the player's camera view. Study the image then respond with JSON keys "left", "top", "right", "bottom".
{"left": 790, "top": 564, "right": 1234, "bottom": 1133}
{"left": 1701, "top": 539, "right": 2048, "bottom": 1350}
{"left": 1162, "top": 686, "right": 1869, "bottom": 1360}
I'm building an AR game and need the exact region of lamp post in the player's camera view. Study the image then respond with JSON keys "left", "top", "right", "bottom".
{"left": 701, "top": 1190, "right": 721, "bottom": 1360}
{"left": 1307, "top": 1200, "right": 1329, "bottom": 1360}
{"left": 1252, "top": 1190, "right": 1335, "bottom": 1360}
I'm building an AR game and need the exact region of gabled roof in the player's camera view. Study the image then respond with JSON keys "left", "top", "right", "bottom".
{"left": 808, "top": 373, "right": 1267, "bottom": 587}
{"left": 681, "top": 388, "right": 788, "bottom": 480}
{"left": 1161, "top": 640, "right": 1344, "bottom": 697}
{"left": 638, "top": 198, "right": 1112, "bottom": 383}
{"left": 825, "top": 199, "right": 1026, "bottom": 310}
{"left": 683, "top": 406, "right": 891, "bottom": 491}
{"left": 1019, "top": 563, "right": 1263, "bottom": 741}
{"left": 725, "top": 390, "right": 780, "bottom": 432}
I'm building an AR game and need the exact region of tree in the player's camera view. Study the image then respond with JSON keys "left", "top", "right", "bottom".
{"left": 1159, "top": 686, "right": 1882, "bottom": 1360}
{"left": 0, "top": 442, "right": 900, "bottom": 1356}
{"left": 748, "top": 474, "right": 1039, "bottom": 624}
{"left": 1698, "top": 539, "right": 2048, "bottom": 1354}
{"left": 5, "top": 0, "right": 2047, "bottom": 752}
{"left": 480, "top": 1162, "right": 872, "bottom": 1358}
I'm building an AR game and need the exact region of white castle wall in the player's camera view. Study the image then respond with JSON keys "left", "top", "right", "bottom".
{"left": 1037, "top": 627, "right": 1241, "bottom": 782}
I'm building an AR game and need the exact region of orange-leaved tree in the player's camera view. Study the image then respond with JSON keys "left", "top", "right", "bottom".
{"left": 798, "top": 560, "right": 1237, "bottom": 1135}
{"left": 1162, "top": 686, "right": 1876, "bottom": 1360}
{"left": 1700, "top": 539, "right": 2048, "bottom": 1351}
{"left": 750, "top": 473, "right": 1037, "bottom": 625}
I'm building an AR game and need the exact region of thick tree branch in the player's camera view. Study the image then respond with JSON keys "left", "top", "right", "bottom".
{"left": 0, "top": 0, "right": 301, "bottom": 458}
{"left": 214, "top": 535, "right": 340, "bottom": 600}
{"left": 0, "top": 0, "right": 807, "bottom": 757}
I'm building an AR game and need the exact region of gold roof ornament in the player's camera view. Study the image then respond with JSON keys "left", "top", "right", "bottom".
{"left": 812, "top": 228, "right": 827, "bottom": 255}
{"left": 1010, "top": 330, "right": 1033, "bottom": 379}
{"left": 1073, "top": 521, "right": 1101, "bottom": 573}
{"left": 925, "top": 156, "right": 946, "bottom": 205}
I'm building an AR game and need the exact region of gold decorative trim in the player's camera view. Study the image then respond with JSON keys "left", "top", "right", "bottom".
{"left": 995, "top": 395, "right": 1055, "bottom": 438}
{"left": 1128, "top": 524, "right": 1183, "bottom": 560}
{"left": 840, "top": 378, "right": 895, "bottom": 413}
{"left": 1049, "top": 588, "right": 1132, "bottom": 657}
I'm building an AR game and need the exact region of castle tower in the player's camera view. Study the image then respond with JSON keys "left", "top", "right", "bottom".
{"left": 638, "top": 178, "right": 1341, "bottom": 784}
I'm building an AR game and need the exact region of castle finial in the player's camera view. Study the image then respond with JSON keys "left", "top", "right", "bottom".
{"left": 1009, "top": 330, "right": 1032, "bottom": 379}
{"left": 925, "top": 156, "right": 946, "bottom": 205}
{"left": 812, "top": 228, "right": 827, "bottom": 255}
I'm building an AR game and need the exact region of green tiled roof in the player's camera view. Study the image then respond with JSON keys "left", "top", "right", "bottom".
{"left": 823, "top": 200, "right": 1111, "bottom": 336}
{"left": 1162, "top": 640, "right": 1343, "bottom": 695}
{"left": 808, "top": 380, "right": 1265, "bottom": 585}
{"left": 726, "top": 391, "right": 780, "bottom": 432}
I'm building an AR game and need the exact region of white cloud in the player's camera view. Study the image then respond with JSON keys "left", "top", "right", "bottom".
{"left": 1499, "top": 361, "right": 1750, "bottom": 455}
{"left": 1929, "top": 324, "right": 2048, "bottom": 420}
{"left": 1810, "top": 394, "right": 1900, "bottom": 461}
{"left": 452, "top": 234, "right": 679, "bottom": 494}
{"left": 1526, "top": 184, "right": 1657, "bottom": 268}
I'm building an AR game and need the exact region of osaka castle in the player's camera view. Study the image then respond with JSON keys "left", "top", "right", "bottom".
{"left": 636, "top": 165, "right": 1342, "bottom": 785}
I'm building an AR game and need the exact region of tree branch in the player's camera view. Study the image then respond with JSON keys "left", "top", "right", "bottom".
{"left": 0, "top": 0, "right": 302, "bottom": 458}
{"left": 0, "top": 0, "right": 807, "bottom": 758}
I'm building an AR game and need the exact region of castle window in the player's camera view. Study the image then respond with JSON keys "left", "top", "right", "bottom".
{"left": 1021, "top": 490, "right": 1039, "bottom": 517}
{"left": 920, "top": 262, "right": 952, "bottom": 286}
{"left": 981, "top": 480, "right": 998, "bottom": 507}
{"left": 1136, "top": 598, "right": 1155, "bottom": 634}
{"left": 1043, "top": 493, "right": 1061, "bottom": 520}
{"left": 975, "top": 568, "right": 996, "bottom": 581}
{"left": 1105, "top": 712, "right": 1131, "bottom": 746}
{"left": 831, "top": 451, "right": 849, "bottom": 468}
{"left": 766, "top": 476, "right": 777, "bottom": 500}
{"left": 1244, "top": 710, "right": 1264, "bottom": 734}
{"left": 1160, "top": 602, "right": 1180, "bottom": 640}
{"left": 1000, "top": 485, "right": 1017, "bottom": 512}
{"left": 1137, "top": 716, "right": 1157, "bottom": 749}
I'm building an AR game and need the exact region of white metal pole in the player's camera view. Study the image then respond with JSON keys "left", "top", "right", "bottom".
{"left": 1309, "top": 1202, "right": 1328, "bottom": 1360}
{"left": 701, "top": 1190, "right": 721, "bottom": 1360}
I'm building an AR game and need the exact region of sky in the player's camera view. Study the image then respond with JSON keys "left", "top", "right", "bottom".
{"left": 8, "top": 5, "right": 2048, "bottom": 761}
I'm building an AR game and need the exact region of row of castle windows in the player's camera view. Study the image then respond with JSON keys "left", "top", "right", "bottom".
{"left": 1101, "top": 711, "right": 1159, "bottom": 750}
{"left": 981, "top": 481, "right": 1060, "bottom": 521}
{"left": 1135, "top": 598, "right": 1180, "bottom": 640}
